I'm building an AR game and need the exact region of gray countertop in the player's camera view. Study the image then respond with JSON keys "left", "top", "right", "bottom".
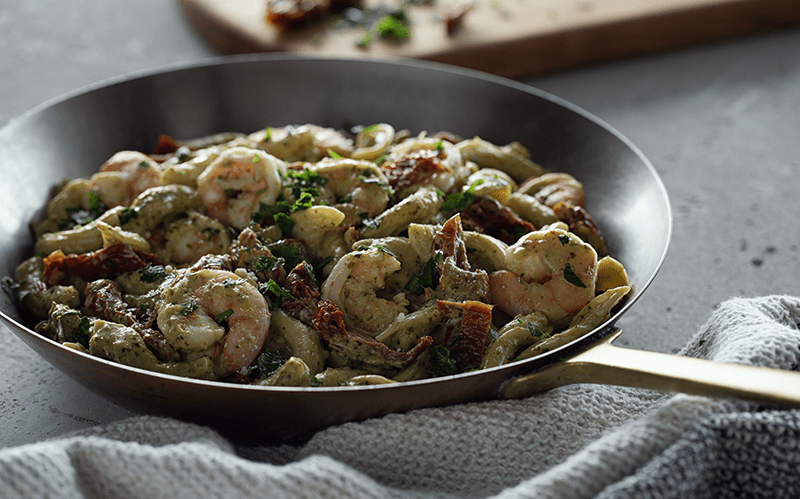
{"left": 2, "top": 0, "right": 799, "bottom": 449}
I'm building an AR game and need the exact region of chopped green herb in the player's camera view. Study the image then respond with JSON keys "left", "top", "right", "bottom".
{"left": 138, "top": 160, "right": 150, "bottom": 170}
{"left": 264, "top": 127, "right": 272, "bottom": 141}
{"left": 74, "top": 316, "right": 92, "bottom": 349}
{"left": 119, "top": 207, "right": 139, "bottom": 225}
{"left": 284, "top": 168, "right": 328, "bottom": 199}
{"left": 180, "top": 300, "right": 198, "bottom": 316}
{"left": 558, "top": 234, "right": 571, "bottom": 246}
{"left": 405, "top": 253, "right": 441, "bottom": 294}
{"left": 273, "top": 212, "right": 295, "bottom": 237}
{"left": 442, "top": 179, "right": 483, "bottom": 212}
{"left": 309, "top": 375, "right": 323, "bottom": 386}
{"left": 216, "top": 308, "right": 234, "bottom": 324}
{"left": 357, "top": 32, "right": 372, "bottom": 48}
{"left": 327, "top": 148, "right": 343, "bottom": 159}
{"left": 270, "top": 245, "right": 306, "bottom": 273}
{"left": 139, "top": 263, "right": 167, "bottom": 283}
{"left": 254, "top": 255, "right": 284, "bottom": 273}
{"left": 563, "top": 263, "right": 587, "bottom": 288}
{"left": 262, "top": 279, "right": 296, "bottom": 308}
{"left": 526, "top": 321, "right": 549, "bottom": 339}
{"left": 290, "top": 191, "right": 315, "bottom": 213}
{"left": 428, "top": 345, "right": 458, "bottom": 377}
{"left": 377, "top": 12, "right": 410, "bottom": 40}
{"left": 252, "top": 155, "right": 261, "bottom": 163}
{"left": 202, "top": 227, "right": 220, "bottom": 240}
{"left": 435, "top": 140, "right": 444, "bottom": 151}
{"left": 249, "top": 348, "right": 282, "bottom": 379}
{"left": 87, "top": 191, "right": 103, "bottom": 214}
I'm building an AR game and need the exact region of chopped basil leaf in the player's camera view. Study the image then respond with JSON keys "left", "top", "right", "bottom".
{"left": 290, "top": 191, "right": 315, "bottom": 212}
{"left": 118, "top": 207, "right": 139, "bottom": 225}
{"left": 180, "top": 300, "right": 198, "bottom": 316}
{"left": 254, "top": 255, "right": 285, "bottom": 273}
{"left": 216, "top": 308, "right": 234, "bottom": 324}
{"left": 405, "top": 253, "right": 441, "bottom": 294}
{"left": 262, "top": 279, "right": 296, "bottom": 309}
{"left": 274, "top": 212, "right": 295, "bottom": 237}
{"left": 428, "top": 345, "right": 458, "bottom": 377}
{"left": 377, "top": 12, "right": 410, "bottom": 39}
{"left": 442, "top": 179, "right": 483, "bottom": 212}
{"left": 558, "top": 234, "right": 571, "bottom": 246}
{"left": 139, "top": 263, "right": 167, "bottom": 283}
{"left": 270, "top": 245, "right": 306, "bottom": 273}
{"left": 74, "top": 316, "right": 92, "bottom": 349}
{"left": 563, "top": 263, "right": 587, "bottom": 288}
{"left": 249, "top": 348, "right": 282, "bottom": 379}
{"left": 285, "top": 168, "right": 328, "bottom": 199}
{"left": 526, "top": 321, "right": 549, "bottom": 338}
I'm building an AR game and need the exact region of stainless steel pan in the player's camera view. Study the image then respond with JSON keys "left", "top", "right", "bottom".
{"left": 1, "top": 56, "right": 796, "bottom": 442}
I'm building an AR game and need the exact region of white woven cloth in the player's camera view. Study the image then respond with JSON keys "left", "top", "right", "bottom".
{"left": 3, "top": 295, "right": 800, "bottom": 499}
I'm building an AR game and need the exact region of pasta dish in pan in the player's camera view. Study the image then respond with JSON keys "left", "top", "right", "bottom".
{"left": 11, "top": 123, "right": 630, "bottom": 386}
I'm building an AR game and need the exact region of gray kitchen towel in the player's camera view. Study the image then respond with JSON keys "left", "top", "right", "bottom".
{"left": 2, "top": 295, "right": 799, "bottom": 499}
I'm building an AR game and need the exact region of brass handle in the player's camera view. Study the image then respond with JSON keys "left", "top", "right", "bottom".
{"left": 500, "top": 328, "right": 800, "bottom": 406}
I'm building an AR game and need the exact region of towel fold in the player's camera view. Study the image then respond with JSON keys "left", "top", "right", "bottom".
{"left": 3, "top": 295, "right": 800, "bottom": 499}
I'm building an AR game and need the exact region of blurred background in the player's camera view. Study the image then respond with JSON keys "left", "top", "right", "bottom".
{"left": 2, "top": 0, "right": 800, "bottom": 447}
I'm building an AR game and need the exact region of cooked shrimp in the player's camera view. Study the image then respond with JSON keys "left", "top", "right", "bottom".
{"left": 310, "top": 158, "right": 390, "bottom": 217}
{"left": 156, "top": 268, "right": 270, "bottom": 377}
{"left": 161, "top": 210, "right": 232, "bottom": 265}
{"left": 196, "top": 147, "right": 286, "bottom": 230}
{"left": 87, "top": 151, "right": 162, "bottom": 207}
{"left": 489, "top": 225, "right": 598, "bottom": 323}
{"left": 320, "top": 246, "right": 408, "bottom": 336}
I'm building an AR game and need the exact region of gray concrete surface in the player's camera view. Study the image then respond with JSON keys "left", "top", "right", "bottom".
{"left": 2, "top": 0, "right": 799, "bottom": 448}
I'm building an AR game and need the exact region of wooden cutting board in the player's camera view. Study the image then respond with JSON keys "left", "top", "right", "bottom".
{"left": 177, "top": 0, "right": 800, "bottom": 77}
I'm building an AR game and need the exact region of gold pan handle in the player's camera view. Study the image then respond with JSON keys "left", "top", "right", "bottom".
{"left": 500, "top": 328, "right": 800, "bottom": 407}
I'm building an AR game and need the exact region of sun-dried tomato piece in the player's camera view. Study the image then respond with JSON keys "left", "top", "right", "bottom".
{"left": 552, "top": 201, "right": 607, "bottom": 257}
{"left": 381, "top": 149, "right": 451, "bottom": 193}
{"left": 151, "top": 134, "right": 183, "bottom": 155}
{"left": 460, "top": 197, "right": 536, "bottom": 244}
{"left": 282, "top": 261, "right": 320, "bottom": 326}
{"left": 431, "top": 212, "right": 469, "bottom": 269}
{"left": 313, "top": 299, "right": 433, "bottom": 369}
{"left": 437, "top": 299, "right": 493, "bottom": 371}
{"left": 432, "top": 214, "right": 491, "bottom": 303}
{"left": 43, "top": 244, "right": 161, "bottom": 286}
